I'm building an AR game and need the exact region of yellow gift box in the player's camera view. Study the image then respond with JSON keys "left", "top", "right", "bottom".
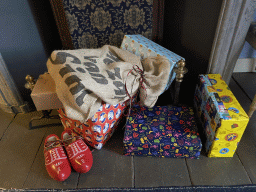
{"left": 194, "top": 74, "right": 249, "bottom": 157}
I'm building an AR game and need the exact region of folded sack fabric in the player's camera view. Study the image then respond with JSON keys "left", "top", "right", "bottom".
{"left": 47, "top": 45, "right": 170, "bottom": 123}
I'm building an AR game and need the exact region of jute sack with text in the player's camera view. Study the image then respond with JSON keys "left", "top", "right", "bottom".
{"left": 47, "top": 45, "right": 170, "bottom": 123}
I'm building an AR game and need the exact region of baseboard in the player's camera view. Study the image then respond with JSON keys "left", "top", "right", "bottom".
{"left": 234, "top": 58, "right": 256, "bottom": 72}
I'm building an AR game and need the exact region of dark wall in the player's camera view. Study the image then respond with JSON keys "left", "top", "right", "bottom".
{"left": 0, "top": 0, "right": 62, "bottom": 106}
{"left": 162, "top": 0, "right": 223, "bottom": 106}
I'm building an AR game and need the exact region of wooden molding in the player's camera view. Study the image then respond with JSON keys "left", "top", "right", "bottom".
{"left": 246, "top": 30, "right": 256, "bottom": 50}
{"left": 49, "top": 0, "right": 74, "bottom": 50}
{"left": 0, "top": 54, "right": 30, "bottom": 114}
{"left": 234, "top": 58, "right": 256, "bottom": 72}
{"left": 208, "top": 0, "right": 256, "bottom": 84}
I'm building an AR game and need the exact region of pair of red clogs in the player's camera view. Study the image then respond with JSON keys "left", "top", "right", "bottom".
{"left": 44, "top": 130, "right": 93, "bottom": 181}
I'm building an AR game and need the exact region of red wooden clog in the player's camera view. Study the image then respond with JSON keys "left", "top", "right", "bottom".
{"left": 44, "top": 134, "right": 71, "bottom": 181}
{"left": 61, "top": 130, "right": 93, "bottom": 173}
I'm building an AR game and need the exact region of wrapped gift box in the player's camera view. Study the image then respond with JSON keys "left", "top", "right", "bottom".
{"left": 194, "top": 74, "right": 249, "bottom": 157}
{"left": 31, "top": 73, "right": 63, "bottom": 111}
{"left": 121, "top": 35, "right": 185, "bottom": 92}
{"left": 58, "top": 101, "right": 128, "bottom": 150}
{"left": 123, "top": 105, "right": 202, "bottom": 158}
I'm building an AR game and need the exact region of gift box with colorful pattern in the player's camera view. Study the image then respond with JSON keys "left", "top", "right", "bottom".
{"left": 123, "top": 105, "right": 202, "bottom": 158}
{"left": 58, "top": 101, "right": 128, "bottom": 150}
{"left": 194, "top": 74, "right": 249, "bottom": 157}
{"left": 121, "top": 35, "right": 185, "bottom": 92}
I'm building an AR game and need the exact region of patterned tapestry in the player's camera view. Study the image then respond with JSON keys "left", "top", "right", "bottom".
{"left": 62, "top": 0, "right": 153, "bottom": 49}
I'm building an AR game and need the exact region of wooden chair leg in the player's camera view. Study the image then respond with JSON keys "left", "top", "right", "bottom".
{"left": 248, "top": 94, "right": 256, "bottom": 118}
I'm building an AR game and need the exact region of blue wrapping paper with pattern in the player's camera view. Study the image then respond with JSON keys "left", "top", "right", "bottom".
{"left": 121, "top": 35, "right": 185, "bottom": 92}
{"left": 123, "top": 105, "right": 202, "bottom": 158}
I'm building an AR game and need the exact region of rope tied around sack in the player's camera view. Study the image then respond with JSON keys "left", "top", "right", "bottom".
{"left": 123, "top": 65, "right": 150, "bottom": 129}
{"left": 125, "top": 64, "right": 150, "bottom": 102}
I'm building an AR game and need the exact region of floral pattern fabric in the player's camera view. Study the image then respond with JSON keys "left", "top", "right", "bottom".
{"left": 62, "top": 0, "right": 153, "bottom": 49}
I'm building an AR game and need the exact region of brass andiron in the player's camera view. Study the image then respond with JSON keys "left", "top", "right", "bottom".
{"left": 25, "top": 75, "right": 60, "bottom": 129}
{"left": 173, "top": 59, "right": 188, "bottom": 105}
{"left": 25, "top": 75, "right": 36, "bottom": 91}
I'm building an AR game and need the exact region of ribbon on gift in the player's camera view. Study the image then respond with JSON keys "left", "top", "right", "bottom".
{"left": 123, "top": 64, "right": 150, "bottom": 129}
{"left": 125, "top": 64, "right": 150, "bottom": 102}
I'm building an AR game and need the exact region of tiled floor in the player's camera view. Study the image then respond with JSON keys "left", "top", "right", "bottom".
{"left": 0, "top": 73, "right": 255, "bottom": 190}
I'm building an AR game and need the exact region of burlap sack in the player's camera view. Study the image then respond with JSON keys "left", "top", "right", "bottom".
{"left": 47, "top": 45, "right": 170, "bottom": 123}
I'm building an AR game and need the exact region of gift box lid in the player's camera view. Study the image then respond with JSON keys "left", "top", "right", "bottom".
{"left": 122, "top": 35, "right": 184, "bottom": 63}
{"left": 124, "top": 105, "right": 201, "bottom": 148}
{"left": 198, "top": 74, "right": 249, "bottom": 121}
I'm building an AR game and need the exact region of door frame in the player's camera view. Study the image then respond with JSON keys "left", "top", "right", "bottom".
{"left": 0, "top": 54, "right": 29, "bottom": 114}
{"left": 207, "top": 0, "right": 256, "bottom": 84}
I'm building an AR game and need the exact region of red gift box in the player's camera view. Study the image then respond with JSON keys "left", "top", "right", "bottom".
{"left": 58, "top": 101, "right": 128, "bottom": 150}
